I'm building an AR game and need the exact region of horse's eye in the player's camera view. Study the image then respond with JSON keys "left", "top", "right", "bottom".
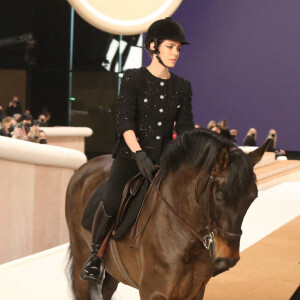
{"left": 215, "top": 192, "right": 224, "bottom": 205}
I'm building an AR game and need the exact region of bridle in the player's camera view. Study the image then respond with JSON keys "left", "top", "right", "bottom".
{"left": 132, "top": 167, "right": 242, "bottom": 257}
{"left": 202, "top": 173, "right": 243, "bottom": 259}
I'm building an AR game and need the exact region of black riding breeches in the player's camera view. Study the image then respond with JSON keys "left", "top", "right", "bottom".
{"left": 103, "top": 157, "right": 139, "bottom": 217}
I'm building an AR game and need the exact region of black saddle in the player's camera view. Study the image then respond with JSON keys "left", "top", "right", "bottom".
{"left": 81, "top": 172, "right": 150, "bottom": 240}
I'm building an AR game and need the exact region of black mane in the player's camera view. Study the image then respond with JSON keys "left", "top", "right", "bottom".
{"left": 160, "top": 128, "right": 233, "bottom": 176}
{"left": 160, "top": 128, "right": 255, "bottom": 197}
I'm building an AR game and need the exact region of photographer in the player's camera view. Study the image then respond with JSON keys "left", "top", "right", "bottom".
{"left": 37, "top": 114, "right": 48, "bottom": 127}
{"left": 18, "top": 113, "right": 41, "bottom": 142}
{"left": 6, "top": 96, "right": 23, "bottom": 117}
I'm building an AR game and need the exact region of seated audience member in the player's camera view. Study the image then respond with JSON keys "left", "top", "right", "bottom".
{"left": 230, "top": 129, "right": 238, "bottom": 144}
{"left": 13, "top": 113, "right": 22, "bottom": 122}
{"left": 5, "top": 96, "right": 22, "bottom": 116}
{"left": 18, "top": 113, "right": 40, "bottom": 142}
{"left": 266, "top": 129, "right": 286, "bottom": 158}
{"left": 37, "top": 114, "right": 48, "bottom": 127}
{"left": 218, "top": 119, "right": 232, "bottom": 140}
{"left": 243, "top": 128, "right": 257, "bottom": 146}
{"left": 211, "top": 124, "right": 221, "bottom": 134}
{"left": 0, "top": 106, "right": 4, "bottom": 122}
{"left": 41, "top": 107, "right": 52, "bottom": 126}
{"left": 207, "top": 120, "right": 217, "bottom": 130}
{"left": 0, "top": 116, "right": 18, "bottom": 138}
{"left": 207, "top": 120, "right": 222, "bottom": 134}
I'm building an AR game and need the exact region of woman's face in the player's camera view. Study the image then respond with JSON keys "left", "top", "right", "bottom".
{"left": 155, "top": 40, "right": 182, "bottom": 68}
{"left": 3, "top": 119, "right": 15, "bottom": 132}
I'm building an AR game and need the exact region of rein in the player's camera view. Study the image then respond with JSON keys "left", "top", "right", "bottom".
{"left": 150, "top": 172, "right": 215, "bottom": 249}
{"left": 131, "top": 167, "right": 242, "bottom": 253}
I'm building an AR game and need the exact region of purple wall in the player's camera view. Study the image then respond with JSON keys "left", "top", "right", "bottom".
{"left": 143, "top": 1, "right": 300, "bottom": 150}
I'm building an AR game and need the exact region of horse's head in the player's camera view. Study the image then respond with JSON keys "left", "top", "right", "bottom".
{"left": 160, "top": 129, "right": 270, "bottom": 276}
{"left": 206, "top": 139, "right": 270, "bottom": 275}
{"left": 161, "top": 129, "right": 269, "bottom": 273}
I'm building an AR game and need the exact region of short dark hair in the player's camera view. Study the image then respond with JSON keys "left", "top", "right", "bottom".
{"left": 19, "top": 113, "right": 33, "bottom": 122}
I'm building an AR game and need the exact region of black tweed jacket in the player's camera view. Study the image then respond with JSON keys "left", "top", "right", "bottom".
{"left": 113, "top": 67, "right": 194, "bottom": 163}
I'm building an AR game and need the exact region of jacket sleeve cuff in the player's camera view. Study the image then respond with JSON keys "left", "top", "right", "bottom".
{"left": 116, "top": 123, "right": 136, "bottom": 135}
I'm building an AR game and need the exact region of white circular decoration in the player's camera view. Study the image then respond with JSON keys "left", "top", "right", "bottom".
{"left": 67, "top": 0, "right": 183, "bottom": 35}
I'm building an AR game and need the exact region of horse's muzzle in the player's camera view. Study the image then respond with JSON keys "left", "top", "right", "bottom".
{"left": 214, "top": 256, "right": 240, "bottom": 270}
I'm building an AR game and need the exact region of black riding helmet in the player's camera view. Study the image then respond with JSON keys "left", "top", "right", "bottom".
{"left": 144, "top": 17, "right": 189, "bottom": 54}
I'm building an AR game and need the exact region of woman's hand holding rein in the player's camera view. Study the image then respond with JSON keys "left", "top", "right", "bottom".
{"left": 123, "top": 130, "right": 155, "bottom": 179}
{"left": 132, "top": 150, "right": 155, "bottom": 179}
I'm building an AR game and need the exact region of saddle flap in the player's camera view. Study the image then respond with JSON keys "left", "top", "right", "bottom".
{"left": 122, "top": 172, "right": 145, "bottom": 199}
{"left": 129, "top": 174, "right": 145, "bottom": 196}
{"left": 117, "top": 173, "right": 145, "bottom": 227}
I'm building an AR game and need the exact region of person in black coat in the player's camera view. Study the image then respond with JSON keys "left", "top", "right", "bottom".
{"left": 81, "top": 18, "right": 195, "bottom": 283}
{"left": 5, "top": 96, "right": 22, "bottom": 117}
{"left": 243, "top": 128, "right": 257, "bottom": 146}
{"left": 265, "top": 129, "right": 286, "bottom": 158}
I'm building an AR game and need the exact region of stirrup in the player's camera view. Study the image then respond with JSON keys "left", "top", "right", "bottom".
{"left": 80, "top": 257, "right": 105, "bottom": 283}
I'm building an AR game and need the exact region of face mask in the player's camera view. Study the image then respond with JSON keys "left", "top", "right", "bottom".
{"left": 8, "top": 124, "right": 15, "bottom": 132}
{"left": 39, "top": 139, "right": 47, "bottom": 144}
{"left": 271, "top": 134, "right": 275, "bottom": 138}
{"left": 24, "top": 123, "right": 31, "bottom": 129}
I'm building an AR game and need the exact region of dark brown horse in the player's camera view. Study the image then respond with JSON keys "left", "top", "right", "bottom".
{"left": 65, "top": 129, "right": 269, "bottom": 300}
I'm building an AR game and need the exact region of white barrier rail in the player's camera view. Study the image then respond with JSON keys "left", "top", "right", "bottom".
{"left": 0, "top": 136, "right": 87, "bottom": 168}
{"left": 0, "top": 136, "right": 87, "bottom": 264}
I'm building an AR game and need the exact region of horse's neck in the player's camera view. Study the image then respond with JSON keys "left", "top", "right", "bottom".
{"left": 157, "top": 167, "right": 208, "bottom": 231}
{"left": 141, "top": 167, "right": 210, "bottom": 256}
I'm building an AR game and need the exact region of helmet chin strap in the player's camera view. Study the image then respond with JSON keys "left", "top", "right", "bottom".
{"left": 155, "top": 53, "right": 168, "bottom": 68}
{"left": 153, "top": 38, "right": 168, "bottom": 68}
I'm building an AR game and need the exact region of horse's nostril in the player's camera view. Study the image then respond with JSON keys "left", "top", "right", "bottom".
{"left": 214, "top": 257, "right": 228, "bottom": 269}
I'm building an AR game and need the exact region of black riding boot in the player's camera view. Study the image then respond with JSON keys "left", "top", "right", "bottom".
{"left": 80, "top": 202, "right": 114, "bottom": 283}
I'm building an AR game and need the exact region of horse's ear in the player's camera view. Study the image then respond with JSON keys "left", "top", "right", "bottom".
{"left": 216, "top": 146, "right": 230, "bottom": 170}
{"left": 248, "top": 139, "right": 271, "bottom": 166}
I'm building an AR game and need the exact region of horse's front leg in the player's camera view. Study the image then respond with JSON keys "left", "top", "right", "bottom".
{"left": 191, "top": 286, "right": 206, "bottom": 300}
{"left": 101, "top": 272, "right": 119, "bottom": 300}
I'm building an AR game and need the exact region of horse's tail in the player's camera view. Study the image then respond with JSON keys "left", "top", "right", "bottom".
{"left": 65, "top": 244, "right": 76, "bottom": 298}
{"left": 65, "top": 245, "right": 76, "bottom": 299}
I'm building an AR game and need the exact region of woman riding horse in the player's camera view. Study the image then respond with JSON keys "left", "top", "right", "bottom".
{"left": 80, "top": 17, "right": 195, "bottom": 283}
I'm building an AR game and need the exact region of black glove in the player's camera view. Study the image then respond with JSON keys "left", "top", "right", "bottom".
{"left": 132, "top": 150, "right": 155, "bottom": 179}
